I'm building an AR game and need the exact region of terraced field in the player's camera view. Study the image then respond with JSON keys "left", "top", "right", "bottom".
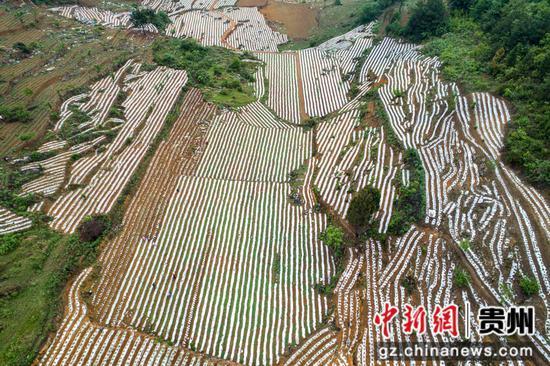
{"left": 1, "top": 1, "right": 548, "bottom": 366}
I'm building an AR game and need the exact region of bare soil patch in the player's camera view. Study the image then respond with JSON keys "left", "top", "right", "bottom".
{"left": 237, "top": 0, "right": 267, "bottom": 6}
{"left": 238, "top": 0, "right": 318, "bottom": 40}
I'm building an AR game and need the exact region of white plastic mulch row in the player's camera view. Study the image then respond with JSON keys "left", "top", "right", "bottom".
{"left": 104, "top": 176, "right": 333, "bottom": 366}
{"left": 166, "top": 10, "right": 228, "bottom": 47}
{"left": 46, "top": 65, "right": 188, "bottom": 233}
{"left": 142, "top": 0, "right": 236, "bottom": 13}
{"left": 256, "top": 52, "right": 302, "bottom": 123}
{"left": 196, "top": 102, "right": 310, "bottom": 182}
{"left": 299, "top": 25, "right": 374, "bottom": 117}
{"left": 472, "top": 92, "right": 510, "bottom": 159}
{"left": 0, "top": 207, "right": 32, "bottom": 235}
{"left": 50, "top": 6, "right": 130, "bottom": 27}
{"left": 222, "top": 7, "right": 288, "bottom": 52}
{"left": 36, "top": 267, "right": 215, "bottom": 366}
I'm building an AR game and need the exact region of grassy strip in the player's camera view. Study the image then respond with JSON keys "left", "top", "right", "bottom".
{"left": 310, "top": 186, "right": 352, "bottom": 296}
{"left": 374, "top": 98, "right": 403, "bottom": 150}
{"left": 360, "top": 86, "right": 404, "bottom": 150}
{"left": 386, "top": 148, "right": 426, "bottom": 236}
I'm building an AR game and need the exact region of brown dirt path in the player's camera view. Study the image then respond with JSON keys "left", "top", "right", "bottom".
{"left": 294, "top": 52, "right": 308, "bottom": 121}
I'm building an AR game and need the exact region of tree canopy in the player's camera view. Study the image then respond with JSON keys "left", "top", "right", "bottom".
{"left": 405, "top": 0, "right": 450, "bottom": 41}
{"left": 346, "top": 186, "right": 381, "bottom": 232}
{"left": 130, "top": 8, "right": 171, "bottom": 32}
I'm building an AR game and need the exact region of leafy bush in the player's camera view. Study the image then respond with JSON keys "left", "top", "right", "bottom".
{"left": 459, "top": 239, "right": 471, "bottom": 251}
{"left": 108, "top": 106, "right": 124, "bottom": 119}
{"left": 12, "top": 42, "right": 32, "bottom": 55}
{"left": 519, "top": 276, "right": 540, "bottom": 297}
{"left": 320, "top": 225, "right": 345, "bottom": 258}
{"left": 386, "top": 18, "right": 404, "bottom": 36}
{"left": 360, "top": 3, "right": 383, "bottom": 24}
{"left": 0, "top": 105, "right": 31, "bottom": 123}
{"left": 450, "top": 0, "right": 475, "bottom": 11}
{"left": 505, "top": 119, "right": 549, "bottom": 186}
{"left": 314, "top": 275, "right": 338, "bottom": 295}
{"left": 29, "top": 151, "right": 55, "bottom": 162}
{"left": 0, "top": 234, "right": 19, "bottom": 255}
{"left": 78, "top": 216, "right": 110, "bottom": 242}
{"left": 401, "top": 274, "right": 417, "bottom": 294}
{"left": 18, "top": 132, "right": 35, "bottom": 141}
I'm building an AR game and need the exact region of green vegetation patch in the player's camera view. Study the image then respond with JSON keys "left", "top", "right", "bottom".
{"left": 453, "top": 267, "right": 471, "bottom": 288}
{"left": 130, "top": 8, "right": 171, "bottom": 32}
{"left": 423, "top": 17, "right": 492, "bottom": 92}
{"left": 0, "top": 105, "right": 32, "bottom": 124}
{"left": 403, "top": 0, "right": 449, "bottom": 41}
{"left": 346, "top": 186, "right": 381, "bottom": 234}
{"left": 0, "top": 165, "right": 40, "bottom": 214}
{"left": 152, "top": 38, "right": 257, "bottom": 108}
{"left": 419, "top": 1, "right": 549, "bottom": 188}
{"left": 519, "top": 276, "right": 540, "bottom": 298}
{"left": 315, "top": 224, "right": 346, "bottom": 295}
{"left": 0, "top": 220, "right": 108, "bottom": 366}
{"left": 387, "top": 148, "right": 425, "bottom": 236}
{"left": 320, "top": 224, "right": 345, "bottom": 259}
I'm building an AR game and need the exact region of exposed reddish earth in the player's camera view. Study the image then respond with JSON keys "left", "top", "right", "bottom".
{"left": 238, "top": 0, "right": 318, "bottom": 40}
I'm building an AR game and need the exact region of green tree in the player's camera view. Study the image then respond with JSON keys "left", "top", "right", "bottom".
{"left": 405, "top": 0, "right": 450, "bottom": 41}
{"left": 449, "top": 0, "right": 475, "bottom": 11}
{"left": 130, "top": 8, "right": 171, "bottom": 33}
{"left": 346, "top": 186, "right": 381, "bottom": 232}
{"left": 359, "top": 2, "right": 382, "bottom": 24}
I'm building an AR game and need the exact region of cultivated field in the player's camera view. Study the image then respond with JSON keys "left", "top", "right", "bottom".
{"left": 1, "top": 1, "right": 548, "bottom": 366}
{"left": 0, "top": 5, "right": 152, "bottom": 155}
